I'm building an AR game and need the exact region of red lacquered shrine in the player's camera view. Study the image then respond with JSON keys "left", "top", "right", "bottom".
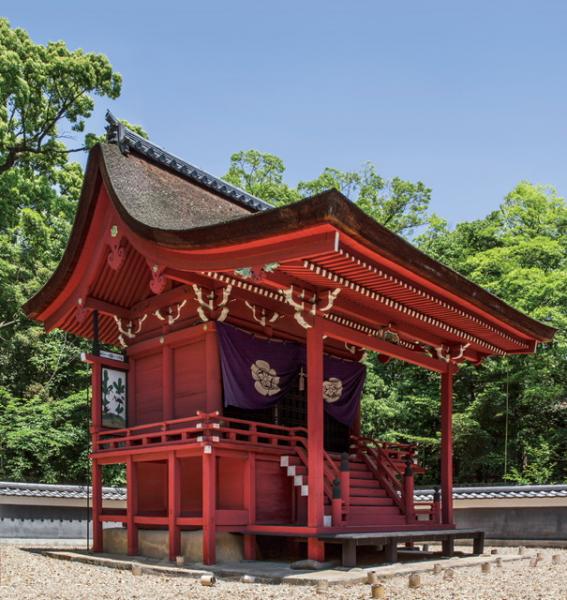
{"left": 24, "top": 113, "right": 556, "bottom": 565}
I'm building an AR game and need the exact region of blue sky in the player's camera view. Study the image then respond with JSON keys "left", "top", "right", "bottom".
{"left": 4, "top": 1, "right": 567, "bottom": 225}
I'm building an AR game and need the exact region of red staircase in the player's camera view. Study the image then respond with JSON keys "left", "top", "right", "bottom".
{"left": 280, "top": 436, "right": 439, "bottom": 528}
{"left": 329, "top": 453, "right": 406, "bottom": 526}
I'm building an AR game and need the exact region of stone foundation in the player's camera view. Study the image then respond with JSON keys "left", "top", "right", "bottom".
{"left": 102, "top": 527, "right": 243, "bottom": 562}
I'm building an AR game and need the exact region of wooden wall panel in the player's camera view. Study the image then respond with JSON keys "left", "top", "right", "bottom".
{"left": 137, "top": 461, "right": 167, "bottom": 514}
{"left": 179, "top": 457, "right": 202, "bottom": 515}
{"left": 173, "top": 338, "right": 207, "bottom": 419}
{"left": 254, "top": 459, "right": 292, "bottom": 524}
{"left": 134, "top": 351, "right": 163, "bottom": 425}
{"left": 217, "top": 457, "right": 245, "bottom": 510}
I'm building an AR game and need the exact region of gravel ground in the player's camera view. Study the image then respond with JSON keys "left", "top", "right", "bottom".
{"left": 0, "top": 543, "right": 565, "bottom": 600}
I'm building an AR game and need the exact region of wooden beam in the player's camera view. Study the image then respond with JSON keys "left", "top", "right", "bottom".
{"left": 321, "top": 317, "right": 449, "bottom": 373}
{"left": 129, "top": 283, "right": 194, "bottom": 317}
{"left": 126, "top": 227, "right": 338, "bottom": 272}
{"left": 85, "top": 297, "right": 130, "bottom": 320}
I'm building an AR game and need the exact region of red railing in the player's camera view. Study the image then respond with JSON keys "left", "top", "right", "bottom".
{"left": 93, "top": 412, "right": 350, "bottom": 517}
{"left": 93, "top": 411, "right": 307, "bottom": 453}
{"left": 350, "top": 435, "right": 405, "bottom": 511}
{"left": 350, "top": 434, "right": 438, "bottom": 523}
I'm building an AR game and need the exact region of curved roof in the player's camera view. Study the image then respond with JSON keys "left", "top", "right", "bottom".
{"left": 23, "top": 125, "right": 556, "bottom": 348}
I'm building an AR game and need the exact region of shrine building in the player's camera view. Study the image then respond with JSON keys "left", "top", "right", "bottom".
{"left": 23, "top": 112, "right": 556, "bottom": 566}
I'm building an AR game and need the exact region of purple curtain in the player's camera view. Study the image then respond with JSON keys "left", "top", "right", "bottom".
{"left": 216, "top": 323, "right": 365, "bottom": 426}
{"left": 323, "top": 354, "right": 366, "bottom": 427}
{"left": 216, "top": 322, "right": 303, "bottom": 409}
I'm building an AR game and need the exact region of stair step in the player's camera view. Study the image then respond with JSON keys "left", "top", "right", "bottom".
{"left": 350, "top": 470, "right": 376, "bottom": 480}
{"left": 349, "top": 496, "right": 395, "bottom": 507}
{"left": 346, "top": 513, "right": 407, "bottom": 526}
{"left": 348, "top": 505, "right": 402, "bottom": 516}
{"left": 346, "top": 462, "right": 369, "bottom": 472}
{"left": 280, "top": 455, "right": 302, "bottom": 468}
{"left": 350, "top": 487, "right": 388, "bottom": 497}
{"left": 286, "top": 465, "right": 306, "bottom": 477}
{"left": 349, "top": 479, "right": 383, "bottom": 489}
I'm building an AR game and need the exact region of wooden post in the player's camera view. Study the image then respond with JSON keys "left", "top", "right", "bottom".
{"left": 432, "top": 486, "right": 442, "bottom": 524}
{"left": 340, "top": 452, "right": 350, "bottom": 513}
{"left": 91, "top": 459, "right": 103, "bottom": 552}
{"left": 403, "top": 460, "right": 415, "bottom": 524}
{"left": 168, "top": 452, "right": 180, "bottom": 561}
{"left": 163, "top": 345, "right": 174, "bottom": 421}
{"left": 202, "top": 445, "right": 216, "bottom": 564}
{"left": 91, "top": 361, "right": 102, "bottom": 432}
{"left": 441, "top": 367, "right": 454, "bottom": 526}
{"left": 243, "top": 535, "right": 256, "bottom": 560}
{"left": 126, "top": 457, "right": 138, "bottom": 555}
{"left": 307, "top": 318, "right": 325, "bottom": 561}
{"left": 331, "top": 478, "right": 342, "bottom": 526}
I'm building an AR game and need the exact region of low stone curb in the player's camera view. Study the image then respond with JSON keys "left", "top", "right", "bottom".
{"left": 40, "top": 548, "right": 538, "bottom": 587}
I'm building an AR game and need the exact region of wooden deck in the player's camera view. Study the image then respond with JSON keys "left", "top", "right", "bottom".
{"left": 319, "top": 527, "right": 485, "bottom": 567}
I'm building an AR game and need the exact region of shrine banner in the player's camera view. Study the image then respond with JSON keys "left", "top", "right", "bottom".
{"left": 216, "top": 323, "right": 366, "bottom": 426}
{"left": 217, "top": 322, "right": 304, "bottom": 410}
{"left": 322, "top": 354, "right": 366, "bottom": 427}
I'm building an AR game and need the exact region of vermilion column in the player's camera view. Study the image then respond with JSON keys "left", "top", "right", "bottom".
{"left": 162, "top": 345, "right": 174, "bottom": 421}
{"left": 202, "top": 446, "right": 216, "bottom": 564}
{"left": 91, "top": 359, "right": 102, "bottom": 553}
{"left": 126, "top": 457, "right": 138, "bottom": 555}
{"left": 440, "top": 367, "right": 455, "bottom": 526}
{"left": 307, "top": 318, "right": 325, "bottom": 561}
{"left": 91, "top": 460, "right": 103, "bottom": 552}
{"left": 168, "top": 452, "right": 181, "bottom": 560}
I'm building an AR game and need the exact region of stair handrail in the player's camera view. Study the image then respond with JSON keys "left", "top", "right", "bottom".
{"left": 350, "top": 434, "right": 406, "bottom": 511}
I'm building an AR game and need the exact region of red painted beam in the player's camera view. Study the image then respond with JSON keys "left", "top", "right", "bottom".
{"left": 126, "top": 224, "right": 338, "bottom": 272}
{"left": 321, "top": 317, "right": 449, "bottom": 372}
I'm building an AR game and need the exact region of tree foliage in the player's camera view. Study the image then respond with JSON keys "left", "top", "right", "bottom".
{"left": 0, "top": 20, "right": 564, "bottom": 487}
{"left": 0, "top": 20, "right": 123, "bottom": 483}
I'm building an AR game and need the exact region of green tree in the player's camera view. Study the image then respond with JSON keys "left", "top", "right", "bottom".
{"left": 223, "top": 149, "right": 300, "bottom": 206}
{"left": 0, "top": 19, "right": 131, "bottom": 484}
{"left": 298, "top": 163, "right": 431, "bottom": 236}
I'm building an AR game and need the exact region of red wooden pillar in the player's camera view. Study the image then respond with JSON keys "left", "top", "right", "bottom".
{"left": 91, "top": 361, "right": 102, "bottom": 431}
{"left": 126, "top": 457, "right": 138, "bottom": 555}
{"left": 163, "top": 345, "right": 174, "bottom": 421}
{"left": 89, "top": 353, "right": 103, "bottom": 553}
{"left": 168, "top": 452, "right": 181, "bottom": 560}
{"left": 91, "top": 459, "right": 103, "bottom": 552}
{"left": 440, "top": 367, "right": 455, "bottom": 526}
{"left": 202, "top": 445, "right": 216, "bottom": 564}
{"left": 243, "top": 451, "right": 256, "bottom": 560}
{"left": 307, "top": 318, "right": 325, "bottom": 561}
{"left": 205, "top": 324, "right": 222, "bottom": 413}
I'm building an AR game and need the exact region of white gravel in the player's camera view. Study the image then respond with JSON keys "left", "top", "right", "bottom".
{"left": 0, "top": 543, "right": 565, "bottom": 600}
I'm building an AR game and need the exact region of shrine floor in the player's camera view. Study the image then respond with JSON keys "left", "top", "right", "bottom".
{"left": 1, "top": 541, "right": 566, "bottom": 599}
